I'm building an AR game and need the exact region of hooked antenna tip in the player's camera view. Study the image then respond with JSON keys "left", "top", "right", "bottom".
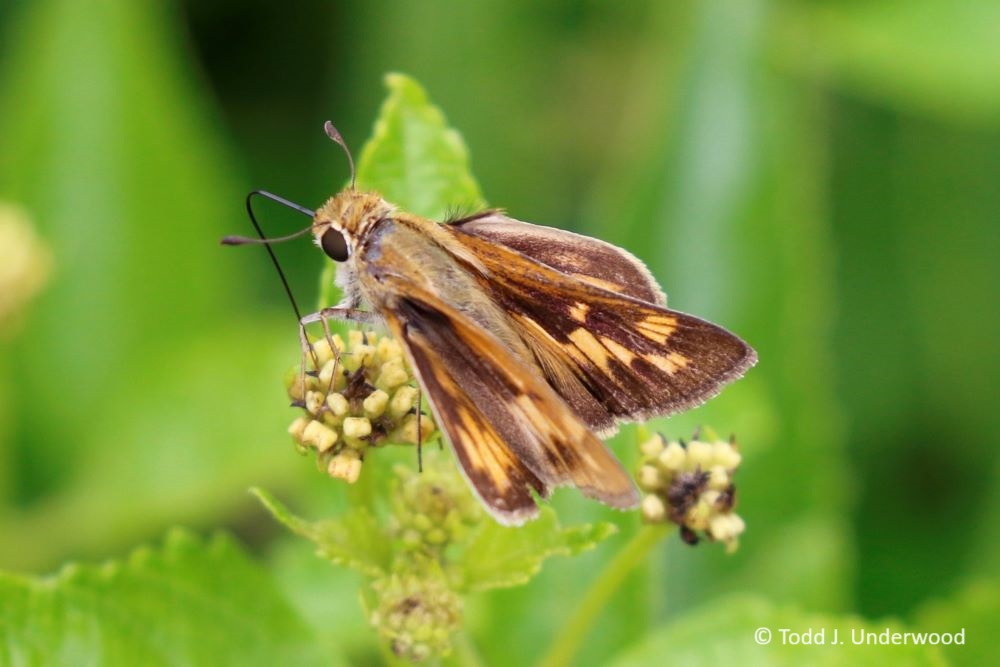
{"left": 323, "top": 120, "right": 356, "bottom": 189}
{"left": 323, "top": 120, "right": 343, "bottom": 143}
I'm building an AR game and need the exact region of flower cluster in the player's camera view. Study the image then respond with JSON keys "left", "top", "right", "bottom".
{"left": 390, "top": 459, "right": 483, "bottom": 553}
{"left": 636, "top": 430, "right": 746, "bottom": 553}
{"left": 369, "top": 563, "right": 462, "bottom": 662}
{"left": 286, "top": 329, "right": 436, "bottom": 483}
{"left": 369, "top": 450, "right": 478, "bottom": 662}
{"left": 0, "top": 203, "right": 51, "bottom": 336}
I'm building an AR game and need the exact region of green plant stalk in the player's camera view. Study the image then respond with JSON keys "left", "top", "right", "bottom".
{"left": 539, "top": 524, "right": 669, "bottom": 667}
{"left": 450, "top": 631, "right": 486, "bottom": 667}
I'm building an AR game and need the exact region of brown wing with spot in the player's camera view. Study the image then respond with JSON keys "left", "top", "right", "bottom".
{"left": 450, "top": 213, "right": 666, "bottom": 305}
{"left": 380, "top": 277, "right": 639, "bottom": 525}
{"left": 446, "top": 224, "right": 757, "bottom": 436}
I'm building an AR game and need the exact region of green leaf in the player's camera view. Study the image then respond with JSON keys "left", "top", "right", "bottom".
{"left": 456, "top": 506, "right": 617, "bottom": 593}
{"left": 267, "top": 538, "right": 373, "bottom": 662}
{"left": 319, "top": 72, "right": 484, "bottom": 308}
{"left": 253, "top": 487, "right": 391, "bottom": 578}
{"left": 0, "top": 529, "right": 339, "bottom": 667}
{"left": 610, "top": 594, "right": 947, "bottom": 667}
{"left": 915, "top": 578, "right": 999, "bottom": 667}
{"left": 356, "top": 72, "right": 485, "bottom": 219}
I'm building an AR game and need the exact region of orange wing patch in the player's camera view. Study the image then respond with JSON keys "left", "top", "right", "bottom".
{"left": 636, "top": 314, "right": 678, "bottom": 344}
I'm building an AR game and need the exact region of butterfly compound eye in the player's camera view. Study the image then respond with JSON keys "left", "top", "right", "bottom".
{"left": 321, "top": 227, "right": 350, "bottom": 261}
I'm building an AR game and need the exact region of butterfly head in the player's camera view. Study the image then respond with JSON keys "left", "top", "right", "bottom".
{"left": 307, "top": 120, "right": 396, "bottom": 263}
{"left": 311, "top": 190, "right": 394, "bottom": 262}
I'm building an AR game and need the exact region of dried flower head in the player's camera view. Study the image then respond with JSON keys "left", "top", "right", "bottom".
{"left": 637, "top": 429, "right": 745, "bottom": 553}
{"left": 286, "top": 329, "right": 436, "bottom": 482}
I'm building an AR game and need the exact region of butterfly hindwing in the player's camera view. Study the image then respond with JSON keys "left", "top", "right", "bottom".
{"left": 380, "top": 277, "right": 640, "bottom": 524}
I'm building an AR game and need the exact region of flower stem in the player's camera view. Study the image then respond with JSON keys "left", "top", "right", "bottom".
{"left": 539, "top": 524, "right": 669, "bottom": 667}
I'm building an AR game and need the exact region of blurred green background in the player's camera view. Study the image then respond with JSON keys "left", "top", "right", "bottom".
{"left": 0, "top": 0, "right": 997, "bottom": 665}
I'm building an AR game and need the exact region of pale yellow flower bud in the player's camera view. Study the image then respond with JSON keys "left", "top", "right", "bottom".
{"left": 392, "top": 413, "right": 435, "bottom": 445}
{"left": 709, "top": 513, "right": 746, "bottom": 545}
{"left": 312, "top": 334, "right": 343, "bottom": 367}
{"left": 286, "top": 372, "right": 308, "bottom": 402}
{"left": 358, "top": 344, "right": 378, "bottom": 367}
{"left": 343, "top": 417, "right": 372, "bottom": 439}
{"left": 639, "top": 433, "right": 666, "bottom": 459}
{"left": 637, "top": 464, "right": 662, "bottom": 492}
{"left": 288, "top": 416, "right": 310, "bottom": 440}
{"left": 347, "top": 329, "right": 365, "bottom": 349}
{"left": 326, "top": 392, "right": 349, "bottom": 416}
{"left": 388, "top": 386, "right": 419, "bottom": 419}
{"left": 305, "top": 390, "right": 326, "bottom": 415}
{"left": 363, "top": 389, "right": 389, "bottom": 418}
{"left": 656, "top": 441, "right": 686, "bottom": 473}
{"left": 317, "top": 359, "right": 342, "bottom": 389}
{"left": 328, "top": 450, "right": 362, "bottom": 483}
{"left": 302, "top": 420, "right": 338, "bottom": 452}
{"left": 344, "top": 330, "right": 376, "bottom": 370}
{"left": 707, "top": 465, "right": 730, "bottom": 491}
{"left": 375, "top": 335, "right": 404, "bottom": 362}
{"left": 641, "top": 494, "right": 667, "bottom": 523}
{"left": 711, "top": 440, "right": 742, "bottom": 469}
{"left": 377, "top": 359, "right": 411, "bottom": 391}
{"left": 684, "top": 496, "right": 712, "bottom": 531}
{"left": 685, "top": 440, "right": 714, "bottom": 469}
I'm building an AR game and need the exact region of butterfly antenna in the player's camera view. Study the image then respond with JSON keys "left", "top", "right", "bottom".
{"left": 324, "top": 121, "right": 356, "bottom": 190}
{"left": 220, "top": 226, "right": 313, "bottom": 246}
{"left": 221, "top": 190, "right": 315, "bottom": 324}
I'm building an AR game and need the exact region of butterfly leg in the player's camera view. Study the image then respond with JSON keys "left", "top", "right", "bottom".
{"left": 314, "top": 314, "right": 343, "bottom": 407}
{"left": 298, "top": 307, "right": 381, "bottom": 419}
{"left": 416, "top": 386, "right": 423, "bottom": 473}
{"left": 297, "top": 307, "right": 380, "bottom": 371}
{"left": 299, "top": 307, "right": 381, "bottom": 327}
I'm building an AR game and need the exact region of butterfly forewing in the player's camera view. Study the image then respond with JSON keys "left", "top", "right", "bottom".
{"left": 445, "top": 222, "right": 757, "bottom": 434}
